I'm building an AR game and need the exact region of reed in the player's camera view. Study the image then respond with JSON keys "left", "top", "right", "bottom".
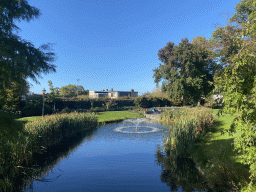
{"left": 0, "top": 112, "right": 98, "bottom": 191}
{"left": 161, "top": 107, "right": 216, "bottom": 158}
{"left": 24, "top": 112, "right": 98, "bottom": 150}
{"left": 165, "top": 119, "right": 197, "bottom": 157}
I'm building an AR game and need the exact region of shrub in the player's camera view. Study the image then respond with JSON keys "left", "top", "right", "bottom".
{"left": 60, "top": 107, "right": 71, "bottom": 114}
{"left": 134, "top": 96, "right": 153, "bottom": 108}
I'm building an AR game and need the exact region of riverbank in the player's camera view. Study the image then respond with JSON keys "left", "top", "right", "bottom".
{"left": 193, "top": 109, "right": 252, "bottom": 191}
{"left": 0, "top": 112, "right": 98, "bottom": 192}
{"left": 17, "top": 110, "right": 145, "bottom": 125}
{"left": 159, "top": 107, "right": 253, "bottom": 191}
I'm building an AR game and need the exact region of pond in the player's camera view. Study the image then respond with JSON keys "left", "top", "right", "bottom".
{"left": 20, "top": 119, "right": 209, "bottom": 192}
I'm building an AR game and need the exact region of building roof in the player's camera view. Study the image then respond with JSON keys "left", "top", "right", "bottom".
{"left": 90, "top": 90, "right": 138, "bottom": 93}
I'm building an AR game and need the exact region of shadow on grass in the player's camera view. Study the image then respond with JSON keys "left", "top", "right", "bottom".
{"left": 193, "top": 120, "right": 251, "bottom": 191}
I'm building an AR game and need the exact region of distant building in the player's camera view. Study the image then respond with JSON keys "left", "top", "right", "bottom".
{"left": 89, "top": 88, "right": 138, "bottom": 99}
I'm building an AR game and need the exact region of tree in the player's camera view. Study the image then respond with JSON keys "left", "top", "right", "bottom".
{"left": 153, "top": 38, "right": 217, "bottom": 105}
{"left": 0, "top": 0, "right": 56, "bottom": 109}
{"left": 210, "top": 0, "right": 256, "bottom": 189}
{"left": 150, "top": 88, "right": 169, "bottom": 100}
{"left": 47, "top": 80, "right": 60, "bottom": 112}
{"left": 60, "top": 84, "right": 86, "bottom": 97}
{"left": 3, "top": 79, "right": 29, "bottom": 111}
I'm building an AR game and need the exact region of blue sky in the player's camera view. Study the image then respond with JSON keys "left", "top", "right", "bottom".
{"left": 16, "top": 0, "right": 241, "bottom": 95}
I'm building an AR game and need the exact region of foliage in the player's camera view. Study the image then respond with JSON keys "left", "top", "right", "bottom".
{"left": 134, "top": 96, "right": 153, "bottom": 108}
{"left": 0, "top": 0, "right": 56, "bottom": 109}
{"left": 161, "top": 107, "right": 216, "bottom": 157}
{"left": 21, "top": 95, "right": 52, "bottom": 117}
{"left": 24, "top": 112, "right": 98, "bottom": 149}
{"left": 0, "top": 112, "right": 98, "bottom": 191}
{"left": 156, "top": 147, "right": 210, "bottom": 192}
{"left": 153, "top": 37, "right": 217, "bottom": 104}
{"left": 167, "top": 119, "right": 198, "bottom": 157}
{"left": 46, "top": 80, "right": 60, "bottom": 112}
{"left": 210, "top": 0, "right": 256, "bottom": 189}
{"left": 59, "top": 84, "right": 87, "bottom": 97}
{"left": 149, "top": 88, "right": 169, "bottom": 99}
{"left": 60, "top": 107, "right": 71, "bottom": 114}
{"left": 2, "top": 80, "right": 29, "bottom": 112}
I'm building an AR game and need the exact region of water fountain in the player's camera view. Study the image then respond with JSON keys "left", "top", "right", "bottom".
{"left": 114, "top": 118, "right": 160, "bottom": 134}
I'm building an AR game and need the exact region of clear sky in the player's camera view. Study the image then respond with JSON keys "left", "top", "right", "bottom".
{"left": 16, "top": 0, "right": 241, "bottom": 95}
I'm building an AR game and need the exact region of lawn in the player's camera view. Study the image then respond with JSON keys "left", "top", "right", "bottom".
{"left": 17, "top": 116, "right": 42, "bottom": 122}
{"left": 17, "top": 111, "right": 145, "bottom": 124}
{"left": 193, "top": 108, "right": 251, "bottom": 190}
{"left": 97, "top": 111, "right": 144, "bottom": 123}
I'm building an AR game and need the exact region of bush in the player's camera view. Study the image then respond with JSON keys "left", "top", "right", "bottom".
{"left": 134, "top": 96, "right": 153, "bottom": 108}
{"left": 60, "top": 107, "right": 71, "bottom": 114}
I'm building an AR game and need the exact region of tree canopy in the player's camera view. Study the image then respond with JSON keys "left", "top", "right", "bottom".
{"left": 153, "top": 38, "right": 217, "bottom": 104}
{"left": 59, "top": 84, "right": 87, "bottom": 97}
{"left": 0, "top": 0, "right": 56, "bottom": 109}
{"left": 210, "top": 0, "right": 256, "bottom": 189}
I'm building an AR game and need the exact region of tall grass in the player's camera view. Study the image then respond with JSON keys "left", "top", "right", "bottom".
{"left": 161, "top": 107, "right": 216, "bottom": 157}
{"left": 25, "top": 112, "right": 97, "bottom": 150}
{"left": 0, "top": 112, "right": 98, "bottom": 192}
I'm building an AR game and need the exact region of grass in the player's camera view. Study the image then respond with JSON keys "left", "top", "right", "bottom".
{"left": 1, "top": 112, "right": 98, "bottom": 192}
{"left": 194, "top": 109, "right": 238, "bottom": 161}
{"left": 97, "top": 111, "right": 144, "bottom": 123}
{"left": 159, "top": 107, "right": 252, "bottom": 190}
{"left": 17, "top": 111, "right": 145, "bottom": 124}
{"left": 193, "top": 108, "right": 251, "bottom": 191}
{"left": 18, "top": 116, "right": 41, "bottom": 121}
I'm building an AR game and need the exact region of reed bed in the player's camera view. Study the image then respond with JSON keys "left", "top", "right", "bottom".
{"left": 0, "top": 112, "right": 98, "bottom": 191}
{"left": 161, "top": 107, "right": 216, "bottom": 158}
{"left": 25, "top": 112, "right": 98, "bottom": 150}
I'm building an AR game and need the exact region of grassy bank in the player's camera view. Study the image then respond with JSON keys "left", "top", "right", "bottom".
{"left": 160, "top": 107, "right": 216, "bottom": 156}
{"left": 17, "top": 110, "right": 145, "bottom": 124}
{"left": 193, "top": 109, "right": 252, "bottom": 191}
{"left": 0, "top": 112, "right": 98, "bottom": 192}
{"left": 160, "top": 107, "right": 252, "bottom": 191}
{"left": 97, "top": 111, "right": 144, "bottom": 123}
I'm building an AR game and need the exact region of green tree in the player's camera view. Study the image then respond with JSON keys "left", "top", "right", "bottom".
{"left": 0, "top": 0, "right": 56, "bottom": 109}
{"left": 210, "top": 0, "right": 256, "bottom": 189}
{"left": 3, "top": 79, "right": 29, "bottom": 111}
{"left": 153, "top": 38, "right": 217, "bottom": 105}
{"left": 47, "top": 80, "right": 60, "bottom": 112}
{"left": 60, "top": 84, "right": 86, "bottom": 97}
{"left": 150, "top": 88, "right": 169, "bottom": 100}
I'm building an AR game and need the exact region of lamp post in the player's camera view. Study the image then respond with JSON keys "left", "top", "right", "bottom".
{"left": 77, "top": 79, "right": 80, "bottom": 98}
{"left": 42, "top": 88, "right": 46, "bottom": 117}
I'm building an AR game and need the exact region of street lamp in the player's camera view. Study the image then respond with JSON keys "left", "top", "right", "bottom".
{"left": 42, "top": 88, "right": 46, "bottom": 117}
{"left": 77, "top": 79, "right": 80, "bottom": 98}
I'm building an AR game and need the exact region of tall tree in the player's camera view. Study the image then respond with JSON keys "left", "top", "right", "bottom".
{"left": 60, "top": 84, "right": 86, "bottom": 97}
{"left": 210, "top": 0, "right": 256, "bottom": 189}
{"left": 0, "top": 0, "right": 56, "bottom": 108}
{"left": 153, "top": 38, "right": 217, "bottom": 105}
{"left": 4, "top": 79, "right": 29, "bottom": 111}
{"left": 47, "top": 80, "right": 59, "bottom": 112}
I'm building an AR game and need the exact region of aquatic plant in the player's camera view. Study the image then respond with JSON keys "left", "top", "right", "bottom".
{"left": 161, "top": 107, "right": 216, "bottom": 157}
{"left": 0, "top": 112, "right": 98, "bottom": 192}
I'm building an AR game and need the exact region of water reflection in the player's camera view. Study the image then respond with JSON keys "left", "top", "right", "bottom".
{"left": 156, "top": 147, "right": 210, "bottom": 192}
{"left": 8, "top": 121, "right": 248, "bottom": 192}
{"left": 13, "top": 129, "right": 97, "bottom": 192}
